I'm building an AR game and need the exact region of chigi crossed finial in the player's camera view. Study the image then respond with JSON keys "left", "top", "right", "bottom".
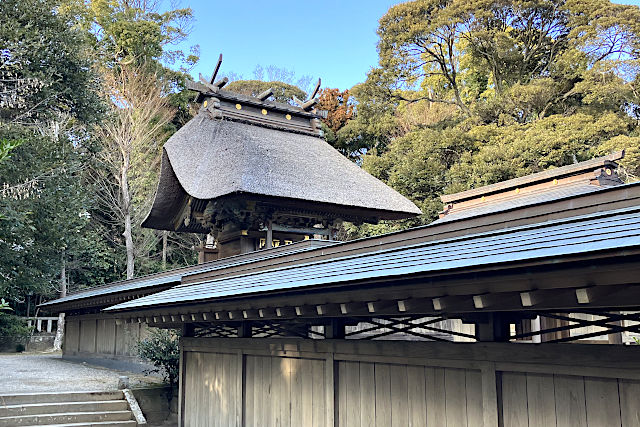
{"left": 185, "top": 53, "right": 324, "bottom": 136}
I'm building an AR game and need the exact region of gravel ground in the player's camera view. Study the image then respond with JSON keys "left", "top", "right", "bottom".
{"left": 0, "top": 352, "right": 163, "bottom": 394}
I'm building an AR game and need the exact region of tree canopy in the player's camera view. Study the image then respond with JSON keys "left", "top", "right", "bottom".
{"left": 339, "top": 0, "right": 640, "bottom": 237}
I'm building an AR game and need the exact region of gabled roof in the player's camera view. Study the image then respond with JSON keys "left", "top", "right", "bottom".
{"left": 107, "top": 205, "right": 640, "bottom": 312}
{"left": 441, "top": 151, "right": 624, "bottom": 204}
{"left": 436, "top": 152, "right": 625, "bottom": 224}
{"left": 142, "top": 113, "right": 422, "bottom": 231}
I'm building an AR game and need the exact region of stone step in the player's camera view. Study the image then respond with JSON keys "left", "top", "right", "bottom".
{"left": 0, "top": 400, "right": 129, "bottom": 417}
{"left": 22, "top": 422, "right": 137, "bottom": 427}
{"left": 0, "top": 410, "right": 134, "bottom": 427}
{"left": 0, "top": 391, "right": 124, "bottom": 406}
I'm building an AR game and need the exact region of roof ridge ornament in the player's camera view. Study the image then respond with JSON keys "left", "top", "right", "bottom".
{"left": 186, "top": 53, "right": 324, "bottom": 136}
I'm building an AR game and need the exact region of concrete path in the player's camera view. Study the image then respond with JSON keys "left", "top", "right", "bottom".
{"left": 0, "top": 353, "right": 163, "bottom": 393}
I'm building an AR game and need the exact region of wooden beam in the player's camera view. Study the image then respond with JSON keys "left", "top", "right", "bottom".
{"left": 310, "top": 78, "right": 321, "bottom": 99}
{"left": 209, "top": 53, "right": 223, "bottom": 83}
{"left": 227, "top": 310, "right": 242, "bottom": 320}
{"left": 520, "top": 291, "right": 538, "bottom": 307}
{"left": 294, "top": 305, "right": 316, "bottom": 317}
{"left": 339, "top": 302, "right": 368, "bottom": 315}
{"left": 301, "top": 98, "right": 318, "bottom": 111}
{"left": 256, "top": 88, "right": 273, "bottom": 101}
{"left": 242, "top": 309, "right": 259, "bottom": 319}
{"left": 366, "top": 300, "right": 398, "bottom": 314}
{"left": 316, "top": 304, "right": 340, "bottom": 316}
{"left": 397, "top": 298, "right": 431, "bottom": 313}
{"left": 275, "top": 307, "right": 296, "bottom": 318}
{"left": 258, "top": 308, "right": 276, "bottom": 319}
{"left": 211, "top": 77, "right": 228, "bottom": 89}
{"left": 473, "top": 295, "right": 488, "bottom": 309}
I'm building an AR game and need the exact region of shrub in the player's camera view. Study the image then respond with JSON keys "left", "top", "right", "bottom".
{"left": 0, "top": 313, "right": 31, "bottom": 339}
{"left": 0, "top": 313, "right": 32, "bottom": 352}
{"left": 137, "top": 328, "right": 180, "bottom": 386}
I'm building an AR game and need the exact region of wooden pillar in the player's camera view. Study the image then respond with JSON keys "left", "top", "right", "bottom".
{"left": 481, "top": 363, "right": 499, "bottom": 426}
{"left": 325, "top": 319, "right": 345, "bottom": 339}
{"left": 325, "top": 354, "right": 335, "bottom": 427}
{"left": 178, "top": 339, "right": 185, "bottom": 427}
{"left": 237, "top": 321, "right": 252, "bottom": 338}
{"left": 236, "top": 350, "right": 244, "bottom": 426}
{"left": 266, "top": 220, "right": 273, "bottom": 249}
{"left": 476, "top": 314, "right": 511, "bottom": 342}
{"left": 182, "top": 323, "right": 195, "bottom": 338}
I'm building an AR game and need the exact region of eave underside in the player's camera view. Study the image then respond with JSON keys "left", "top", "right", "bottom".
{"left": 108, "top": 250, "right": 640, "bottom": 327}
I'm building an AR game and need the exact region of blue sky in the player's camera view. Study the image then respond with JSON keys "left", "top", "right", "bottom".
{"left": 176, "top": 0, "right": 640, "bottom": 93}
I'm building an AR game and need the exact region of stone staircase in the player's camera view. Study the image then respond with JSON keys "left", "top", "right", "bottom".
{"left": 0, "top": 390, "right": 138, "bottom": 426}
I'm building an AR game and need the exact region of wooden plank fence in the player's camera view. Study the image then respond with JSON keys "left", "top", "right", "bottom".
{"left": 180, "top": 338, "right": 640, "bottom": 427}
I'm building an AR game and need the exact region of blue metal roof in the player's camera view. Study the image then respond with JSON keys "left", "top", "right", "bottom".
{"left": 106, "top": 206, "right": 640, "bottom": 311}
{"left": 41, "top": 239, "right": 337, "bottom": 307}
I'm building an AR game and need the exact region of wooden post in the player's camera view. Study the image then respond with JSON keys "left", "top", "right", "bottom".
{"left": 325, "top": 354, "right": 335, "bottom": 427}
{"left": 238, "top": 321, "right": 252, "bottom": 338}
{"left": 481, "top": 362, "right": 499, "bottom": 426}
{"left": 325, "top": 319, "right": 345, "bottom": 339}
{"left": 178, "top": 340, "right": 186, "bottom": 427}
{"left": 266, "top": 220, "right": 273, "bottom": 249}
{"left": 476, "top": 314, "right": 510, "bottom": 342}
{"left": 236, "top": 350, "right": 244, "bottom": 427}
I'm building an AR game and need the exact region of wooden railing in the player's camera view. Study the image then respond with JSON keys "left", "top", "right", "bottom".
{"left": 23, "top": 317, "right": 58, "bottom": 333}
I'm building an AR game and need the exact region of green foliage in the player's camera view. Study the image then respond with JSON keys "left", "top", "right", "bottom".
{"left": 0, "top": 0, "right": 102, "bottom": 124}
{"left": 0, "top": 139, "right": 22, "bottom": 164}
{"left": 0, "top": 0, "right": 200, "bottom": 313}
{"left": 137, "top": 329, "right": 180, "bottom": 386}
{"left": 341, "top": 0, "right": 640, "bottom": 238}
{"left": 0, "top": 313, "right": 31, "bottom": 340}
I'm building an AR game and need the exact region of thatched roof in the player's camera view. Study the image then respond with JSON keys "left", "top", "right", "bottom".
{"left": 143, "top": 113, "right": 421, "bottom": 231}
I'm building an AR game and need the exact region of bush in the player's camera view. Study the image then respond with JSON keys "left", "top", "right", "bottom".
{"left": 137, "top": 329, "right": 180, "bottom": 386}
{"left": 0, "top": 313, "right": 32, "bottom": 352}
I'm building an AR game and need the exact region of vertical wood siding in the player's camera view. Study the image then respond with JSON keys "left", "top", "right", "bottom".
{"left": 179, "top": 344, "right": 640, "bottom": 427}
{"left": 501, "top": 372, "right": 640, "bottom": 427}
{"left": 65, "top": 315, "right": 148, "bottom": 358}
{"left": 243, "top": 355, "right": 326, "bottom": 427}
{"left": 96, "top": 318, "right": 116, "bottom": 354}
{"left": 183, "top": 351, "right": 240, "bottom": 427}
{"left": 64, "top": 318, "right": 80, "bottom": 354}
{"left": 336, "top": 361, "right": 482, "bottom": 427}
{"left": 79, "top": 319, "right": 96, "bottom": 353}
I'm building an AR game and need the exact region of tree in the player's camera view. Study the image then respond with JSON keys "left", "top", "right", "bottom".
{"left": 316, "top": 88, "right": 357, "bottom": 158}
{"left": 0, "top": 0, "right": 110, "bottom": 320}
{"left": 95, "top": 64, "right": 174, "bottom": 279}
{"left": 341, "top": 0, "right": 640, "bottom": 239}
